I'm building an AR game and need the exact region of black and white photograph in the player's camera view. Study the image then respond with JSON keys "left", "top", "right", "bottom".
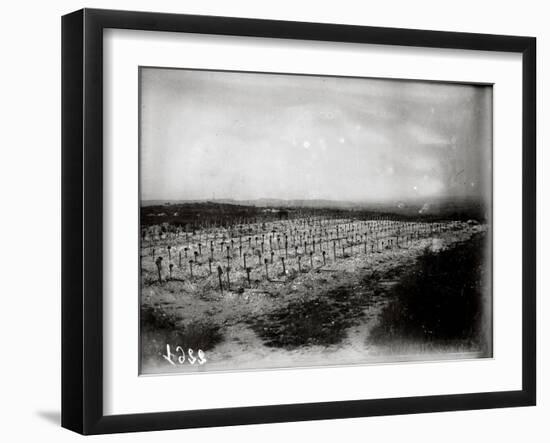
{"left": 139, "top": 67, "right": 493, "bottom": 374}
{"left": 0, "top": 0, "right": 544, "bottom": 439}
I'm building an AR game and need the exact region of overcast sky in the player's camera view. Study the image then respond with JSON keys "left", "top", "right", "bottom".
{"left": 140, "top": 67, "right": 492, "bottom": 203}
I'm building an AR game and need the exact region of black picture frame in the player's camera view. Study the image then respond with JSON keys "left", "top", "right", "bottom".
{"left": 62, "top": 8, "right": 536, "bottom": 435}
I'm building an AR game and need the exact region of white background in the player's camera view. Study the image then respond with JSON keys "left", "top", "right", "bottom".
{"left": 0, "top": 0, "right": 546, "bottom": 441}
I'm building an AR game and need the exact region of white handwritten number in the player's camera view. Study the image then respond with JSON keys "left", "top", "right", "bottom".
{"left": 176, "top": 346, "right": 186, "bottom": 364}
{"left": 162, "top": 344, "right": 176, "bottom": 365}
{"left": 162, "top": 345, "right": 207, "bottom": 365}
{"left": 198, "top": 349, "right": 207, "bottom": 365}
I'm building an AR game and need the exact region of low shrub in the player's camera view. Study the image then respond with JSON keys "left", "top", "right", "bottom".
{"left": 140, "top": 305, "right": 223, "bottom": 364}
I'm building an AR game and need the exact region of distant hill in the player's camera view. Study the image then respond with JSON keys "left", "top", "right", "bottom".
{"left": 141, "top": 196, "right": 487, "bottom": 214}
{"left": 142, "top": 198, "right": 375, "bottom": 209}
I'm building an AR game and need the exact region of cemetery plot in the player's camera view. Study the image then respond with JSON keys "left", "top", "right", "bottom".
{"left": 140, "top": 204, "right": 489, "bottom": 373}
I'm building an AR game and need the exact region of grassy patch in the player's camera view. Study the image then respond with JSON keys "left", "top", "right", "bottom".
{"left": 369, "top": 233, "right": 491, "bottom": 354}
{"left": 248, "top": 286, "right": 369, "bottom": 349}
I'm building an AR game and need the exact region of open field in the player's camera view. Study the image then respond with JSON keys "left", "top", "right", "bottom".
{"left": 140, "top": 203, "right": 490, "bottom": 373}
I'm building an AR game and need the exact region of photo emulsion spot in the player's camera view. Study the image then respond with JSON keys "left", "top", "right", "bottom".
{"left": 138, "top": 67, "right": 493, "bottom": 374}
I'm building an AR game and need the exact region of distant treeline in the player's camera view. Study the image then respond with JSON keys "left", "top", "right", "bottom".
{"left": 140, "top": 200, "right": 488, "bottom": 230}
